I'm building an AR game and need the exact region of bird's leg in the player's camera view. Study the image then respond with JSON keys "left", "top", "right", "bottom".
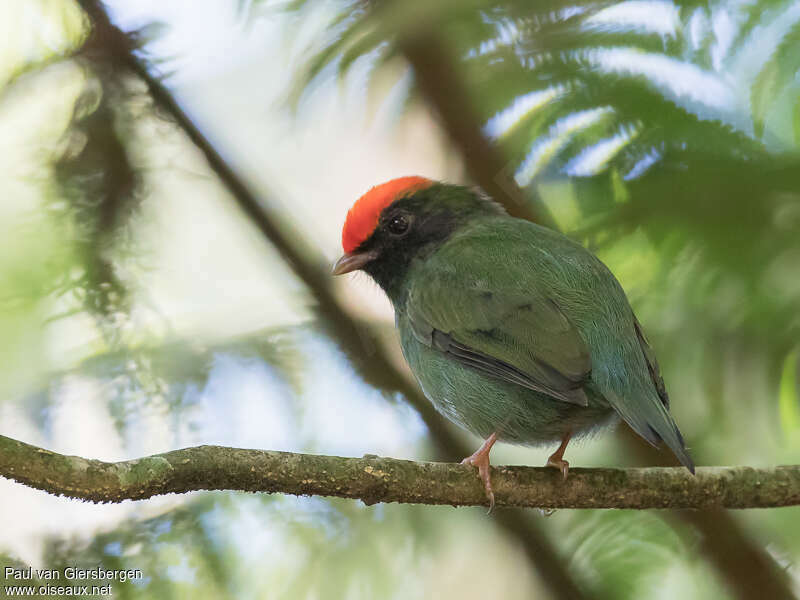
{"left": 461, "top": 432, "right": 498, "bottom": 511}
{"left": 546, "top": 431, "right": 572, "bottom": 479}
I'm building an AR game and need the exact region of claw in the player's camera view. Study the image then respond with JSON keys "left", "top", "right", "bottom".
{"left": 546, "top": 456, "right": 570, "bottom": 479}
{"left": 461, "top": 432, "right": 498, "bottom": 512}
{"left": 546, "top": 431, "right": 572, "bottom": 480}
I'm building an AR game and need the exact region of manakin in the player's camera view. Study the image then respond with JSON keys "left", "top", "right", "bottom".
{"left": 334, "top": 177, "right": 694, "bottom": 508}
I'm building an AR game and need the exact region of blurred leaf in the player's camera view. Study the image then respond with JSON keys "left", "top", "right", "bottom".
{"left": 0, "top": 0, "right": 88, "bottom": 94}
{"left": 52, "top": 69, "right": 140, "bottom": 322}
{"left": 566, "top": 510, "right": 690, "bottom": 599}
{"left": 793, "top": 102, "right": 800, "bottom": 144}
{"left": 779, "top": 349, "right": 800, "bottom": 435}
{"left": 751, "top": 20, "right": 800, "bottom": 139}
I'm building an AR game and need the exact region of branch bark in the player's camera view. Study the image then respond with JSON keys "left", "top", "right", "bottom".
{"left": 2, "top": 435, "right": 799, "bottom": 509}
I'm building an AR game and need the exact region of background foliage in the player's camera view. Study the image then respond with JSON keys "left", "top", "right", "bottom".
{"left": 1, "top": 0, "right": 799, "bottom": 598}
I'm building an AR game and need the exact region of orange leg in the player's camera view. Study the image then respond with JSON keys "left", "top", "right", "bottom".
{"left": 546, "top": 431, "right": 572, "bottom": 479}
{"left": 461, "top": 432, "right": 498, "bottom": 511}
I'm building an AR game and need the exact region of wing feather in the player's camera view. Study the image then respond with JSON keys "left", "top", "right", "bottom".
{"left": 407, "top": 262, "right": 591, "bottom": 406}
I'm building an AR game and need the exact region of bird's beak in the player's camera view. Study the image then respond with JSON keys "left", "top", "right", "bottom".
{"left": 332, "top": 250, "right": 377, "bottom": 275}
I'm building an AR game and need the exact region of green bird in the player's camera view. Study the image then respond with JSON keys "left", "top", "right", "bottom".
{"left": 334, "top": 176, "right": 694, "bottom": 507}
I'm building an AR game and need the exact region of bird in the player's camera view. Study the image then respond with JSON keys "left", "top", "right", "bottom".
{"left": 333, "top": 176, "right": 694, "bottom": 508}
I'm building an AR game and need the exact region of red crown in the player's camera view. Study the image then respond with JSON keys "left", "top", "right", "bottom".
{"left": 342, "top": 176, "right": 432, "bottom": 253}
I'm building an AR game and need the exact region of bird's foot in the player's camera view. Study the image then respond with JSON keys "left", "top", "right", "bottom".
{"left": 545, "top": 456, "right": 570, "bottom": 479}
{"left": 546, "top": 431, "right": 572, "bottom": 480}
{"left": 461, "top": 432, "right": 498, "bottom": 512}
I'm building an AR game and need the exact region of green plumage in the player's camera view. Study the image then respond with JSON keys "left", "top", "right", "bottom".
{"left": 355, "top": 183, "right": 693, "bottom": 471}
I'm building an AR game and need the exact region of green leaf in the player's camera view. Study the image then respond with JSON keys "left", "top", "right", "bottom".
{"left": 728, "top": 0, "right": 793, "bottom": 61}
{"left": 793, "top": 97, "right": 800, "bottom": 145}
{"left": 750, "top": 20, "right": 800, "bottom": 139}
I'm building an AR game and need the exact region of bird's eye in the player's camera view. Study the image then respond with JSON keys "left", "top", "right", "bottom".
{"left": 387, "top": 214, "right": 410, "bottom": 235}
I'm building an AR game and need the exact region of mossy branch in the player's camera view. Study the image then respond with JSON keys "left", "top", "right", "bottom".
{"left": 1, "top": 434, "right": 798, "bottom": 509}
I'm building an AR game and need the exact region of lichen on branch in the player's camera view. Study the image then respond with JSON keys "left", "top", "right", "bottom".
{"left": 1, "top": 434, "right": 798, "bottom": 509}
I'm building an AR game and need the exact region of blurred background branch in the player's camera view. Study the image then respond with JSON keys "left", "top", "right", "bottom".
{"left": 396, "top": 33, "right": 558, "bottom": 228}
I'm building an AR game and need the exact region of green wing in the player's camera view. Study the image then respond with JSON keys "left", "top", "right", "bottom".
{"left": 633, "top": 316, "right": 669, "bottom": 408}
{"left": 406, "top": 256, "right": 592, "bottom": 406}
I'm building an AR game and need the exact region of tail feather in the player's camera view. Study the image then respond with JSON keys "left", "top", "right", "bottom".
{"left": 648, "top": 421, "right": 695, "bottom": 474}
{"left": 629, "top": 316, "right": 694, "bottom": 471}
{"left": 606, "top": 388, "right": 695, "bottom": 473}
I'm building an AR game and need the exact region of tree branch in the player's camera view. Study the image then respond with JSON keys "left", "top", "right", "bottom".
{"left": 2, "top": 435, "right": 799, "bottom": 509}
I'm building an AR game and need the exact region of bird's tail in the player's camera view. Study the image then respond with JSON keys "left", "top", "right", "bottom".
{"left": 609, "top": 388, "right": 695, "bottom": 473}
{"left": 649, "top": 416, "right": 695, "bottom": 474}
